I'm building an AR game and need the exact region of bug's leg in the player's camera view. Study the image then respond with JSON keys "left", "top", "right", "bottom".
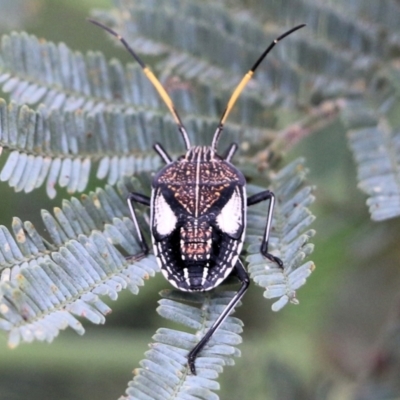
{"left": 154, "top": 142, "right": 173, "bottom": 164}
{"left": 187, "top": 259, "right": 250, "bottom": 375}
{"left": 127, "top": 193, "right": 151, "bottom": 255}
{"left": 247, "top": 190, "right": 283, "bottom": 267}
{"left": 222, "top": 143, "right": 238, "bottom": 162}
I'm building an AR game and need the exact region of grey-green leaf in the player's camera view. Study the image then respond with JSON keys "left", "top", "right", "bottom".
{"left": 246, "top": 158, "right": 316, "bottom": 310}
{"left": 120, "top": 290, "right": 242, "bottom": 400}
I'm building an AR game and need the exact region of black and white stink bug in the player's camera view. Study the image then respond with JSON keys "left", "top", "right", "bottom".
{"left": 89, "top": 19, "right": 305, "bottom": 374}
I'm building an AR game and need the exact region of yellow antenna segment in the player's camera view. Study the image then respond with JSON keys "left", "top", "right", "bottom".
{"left": 143, "top": 68, "right": 181, "bottom": 126}
{"left": 220, "top": 71, "right": 253, "bottom": 124}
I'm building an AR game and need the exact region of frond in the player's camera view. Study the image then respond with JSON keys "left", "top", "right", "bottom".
{"left": 120, "top": 289, "right": 243, "bottom": 400}
{"left": 0, "top": 180, "right": 159, "bottom": 347}
{"left": 0, "top": 98, "right": 270, "bottom": 197}
{"left": 0, "top": 28, "right": 280, "bottom": 131}
{"left": 94, "top": 0, "right": 377, "bottom": 109}
{"left": 246, "top": 158, "right": 316, "bottom": 311}
{"left": 93, "top": 1, "right": 307, "bottom": 133}
{"left": 0, "top": 30, "right": 164, "bottom": 112}
{"left": 248, "top": 0, "right": 384, "bottom": 57}
{"left": 342, "top": 67, "right": 400, "bottom": 221}
{"left": 0, "top": 2, "right": 319, "bottom": 396}
{"left": 2, "top": 1, "right": 373, "bottom": 198}
{"left": 102, "top": 0, "right": 305, "bottom": 93}
{"left": 0, "top": 99, "right": 164, "bottom": 197}
{"left": 316, "top": 0, "right": 398, "bottom": 57}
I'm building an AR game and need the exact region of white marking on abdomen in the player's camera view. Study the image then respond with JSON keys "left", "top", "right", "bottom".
{"left": 201, "top": 265, "right": 209, "bottom": 285}
{"left": 183, "top": 267, "right": 190, "bottom": 286}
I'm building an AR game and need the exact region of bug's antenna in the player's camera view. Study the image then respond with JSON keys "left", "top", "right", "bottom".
{"left": 88, "top": 19, "right": 192, "bottom": 150}
{"left": 211, "top": 23, "right": 306, "bottom": 151}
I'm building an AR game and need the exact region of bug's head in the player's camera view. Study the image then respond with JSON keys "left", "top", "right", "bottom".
{"left": 88, "top": 19, "right": 305, "bottom": 154}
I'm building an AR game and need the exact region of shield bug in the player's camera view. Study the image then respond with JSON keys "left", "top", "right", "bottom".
{"left": 89, "top": 19, "right": 305, "bottom": 374}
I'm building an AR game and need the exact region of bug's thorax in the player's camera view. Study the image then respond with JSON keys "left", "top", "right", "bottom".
{"left": 152, "top": 145, "right": 245, "bottom": 216}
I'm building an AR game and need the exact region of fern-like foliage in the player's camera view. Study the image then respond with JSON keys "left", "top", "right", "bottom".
{"left": 0, "top": 29, "right": 273, "bottom": 197}
{"left": 95, "top": 0, "right": 392, "bottom": 115}
{"left": 96, "top": 0, "right": 306, "bottom": 95}
{"left": 237, "top": 0, "right": 400, "bottom": 222}
{"left": 121, "top": 290, "right": 242, "bottom": 400}
{"left": 0, "top": 0, "right": 366, "bottom": 397}
{"left": 246, "top": 158, "right": 315, "bottom": 310}
{"left": 1, "top": 0, "right": 400, "bottom": 397}
{"left": 342, "top": 67, "right": 400, "bottom": 221}
{"left": 248, "top": 0, "right": 384, "bottom": 56}
{"left": 0, "top": 179, "right": 159, "bottom": 347}
{"left": 0, "top": 97, "right": 165, "bottom": 197}
{"left": 0, "top": 30, "right": 162, "bottom": 111}
{"left": 0, "top": 96, "right": 267, "bottom": 197}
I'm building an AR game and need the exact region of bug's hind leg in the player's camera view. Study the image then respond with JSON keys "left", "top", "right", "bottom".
{"left": 187, "top": 259, "right": 250, "bottom": 375}
{"left": 247, "top": 190, "right": 283, "bottom": 268}
{"left": 127, "top": 193, "right": 151, "bottom": 255}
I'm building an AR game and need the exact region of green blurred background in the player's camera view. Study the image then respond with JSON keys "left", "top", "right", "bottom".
{"left": 0, "top": 1, "right": 400, "bottom": 399}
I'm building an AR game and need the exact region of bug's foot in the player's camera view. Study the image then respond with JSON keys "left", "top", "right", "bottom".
{"left": 260, "top": 243, "right": 283, "bottom": 268}
{"left": 266, "top": 254, "right": 284, "bottom": 269}
{"left": 261, "top": 249, "right": 284, "bottom": 269}
{"left": 140, "top": 242, "right": 150, "bottom": 255}
{"left": 127, "top": 242, "right": 149, "bottom": 259}
{"left": 187, "top": 352, "right": 197, "bottom": 375}
{"left": 124, "top": 251, "right": 147, "bottom": 262}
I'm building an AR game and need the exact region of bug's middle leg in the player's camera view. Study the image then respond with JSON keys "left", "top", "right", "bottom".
{"left": 247, "top": 190, "right": 283, "bottom": 267}
{"left": 127, "top": 192, "right": 151, "bottom": 255}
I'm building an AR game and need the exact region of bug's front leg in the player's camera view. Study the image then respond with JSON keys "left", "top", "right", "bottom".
{"left": 247, "top": 190, "right": 283, "bottom": 268}
{"left": 187, "top": 259, "right": 250, "bottom": 375}
{"left": 127, "top": 192, "right": 151, "bottom": 255}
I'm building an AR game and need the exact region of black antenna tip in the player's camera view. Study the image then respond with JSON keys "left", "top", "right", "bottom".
{"left": 294, "top": 23, "right": 307, "bottom": 31}
{"left": 87, "top": 18, "right": 146, "bottom": 69}
{"left": 250, "top": 23, "right": 306, "bottom": 72}
{"left": 275, "top": 23, "right": 306, "bottom": 42}
{"left": 87, "top": 18, "right": 118, "bottom": 38}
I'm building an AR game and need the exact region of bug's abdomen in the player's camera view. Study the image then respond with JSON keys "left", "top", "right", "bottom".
{"left": 152, "top": 225, "right": 213, "bottom": 291}
{"left": 180, "top": 220, "right": 212, "bottom": 262}
{"left": 154, "top": 220, "right": 242, "bottom": 291}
